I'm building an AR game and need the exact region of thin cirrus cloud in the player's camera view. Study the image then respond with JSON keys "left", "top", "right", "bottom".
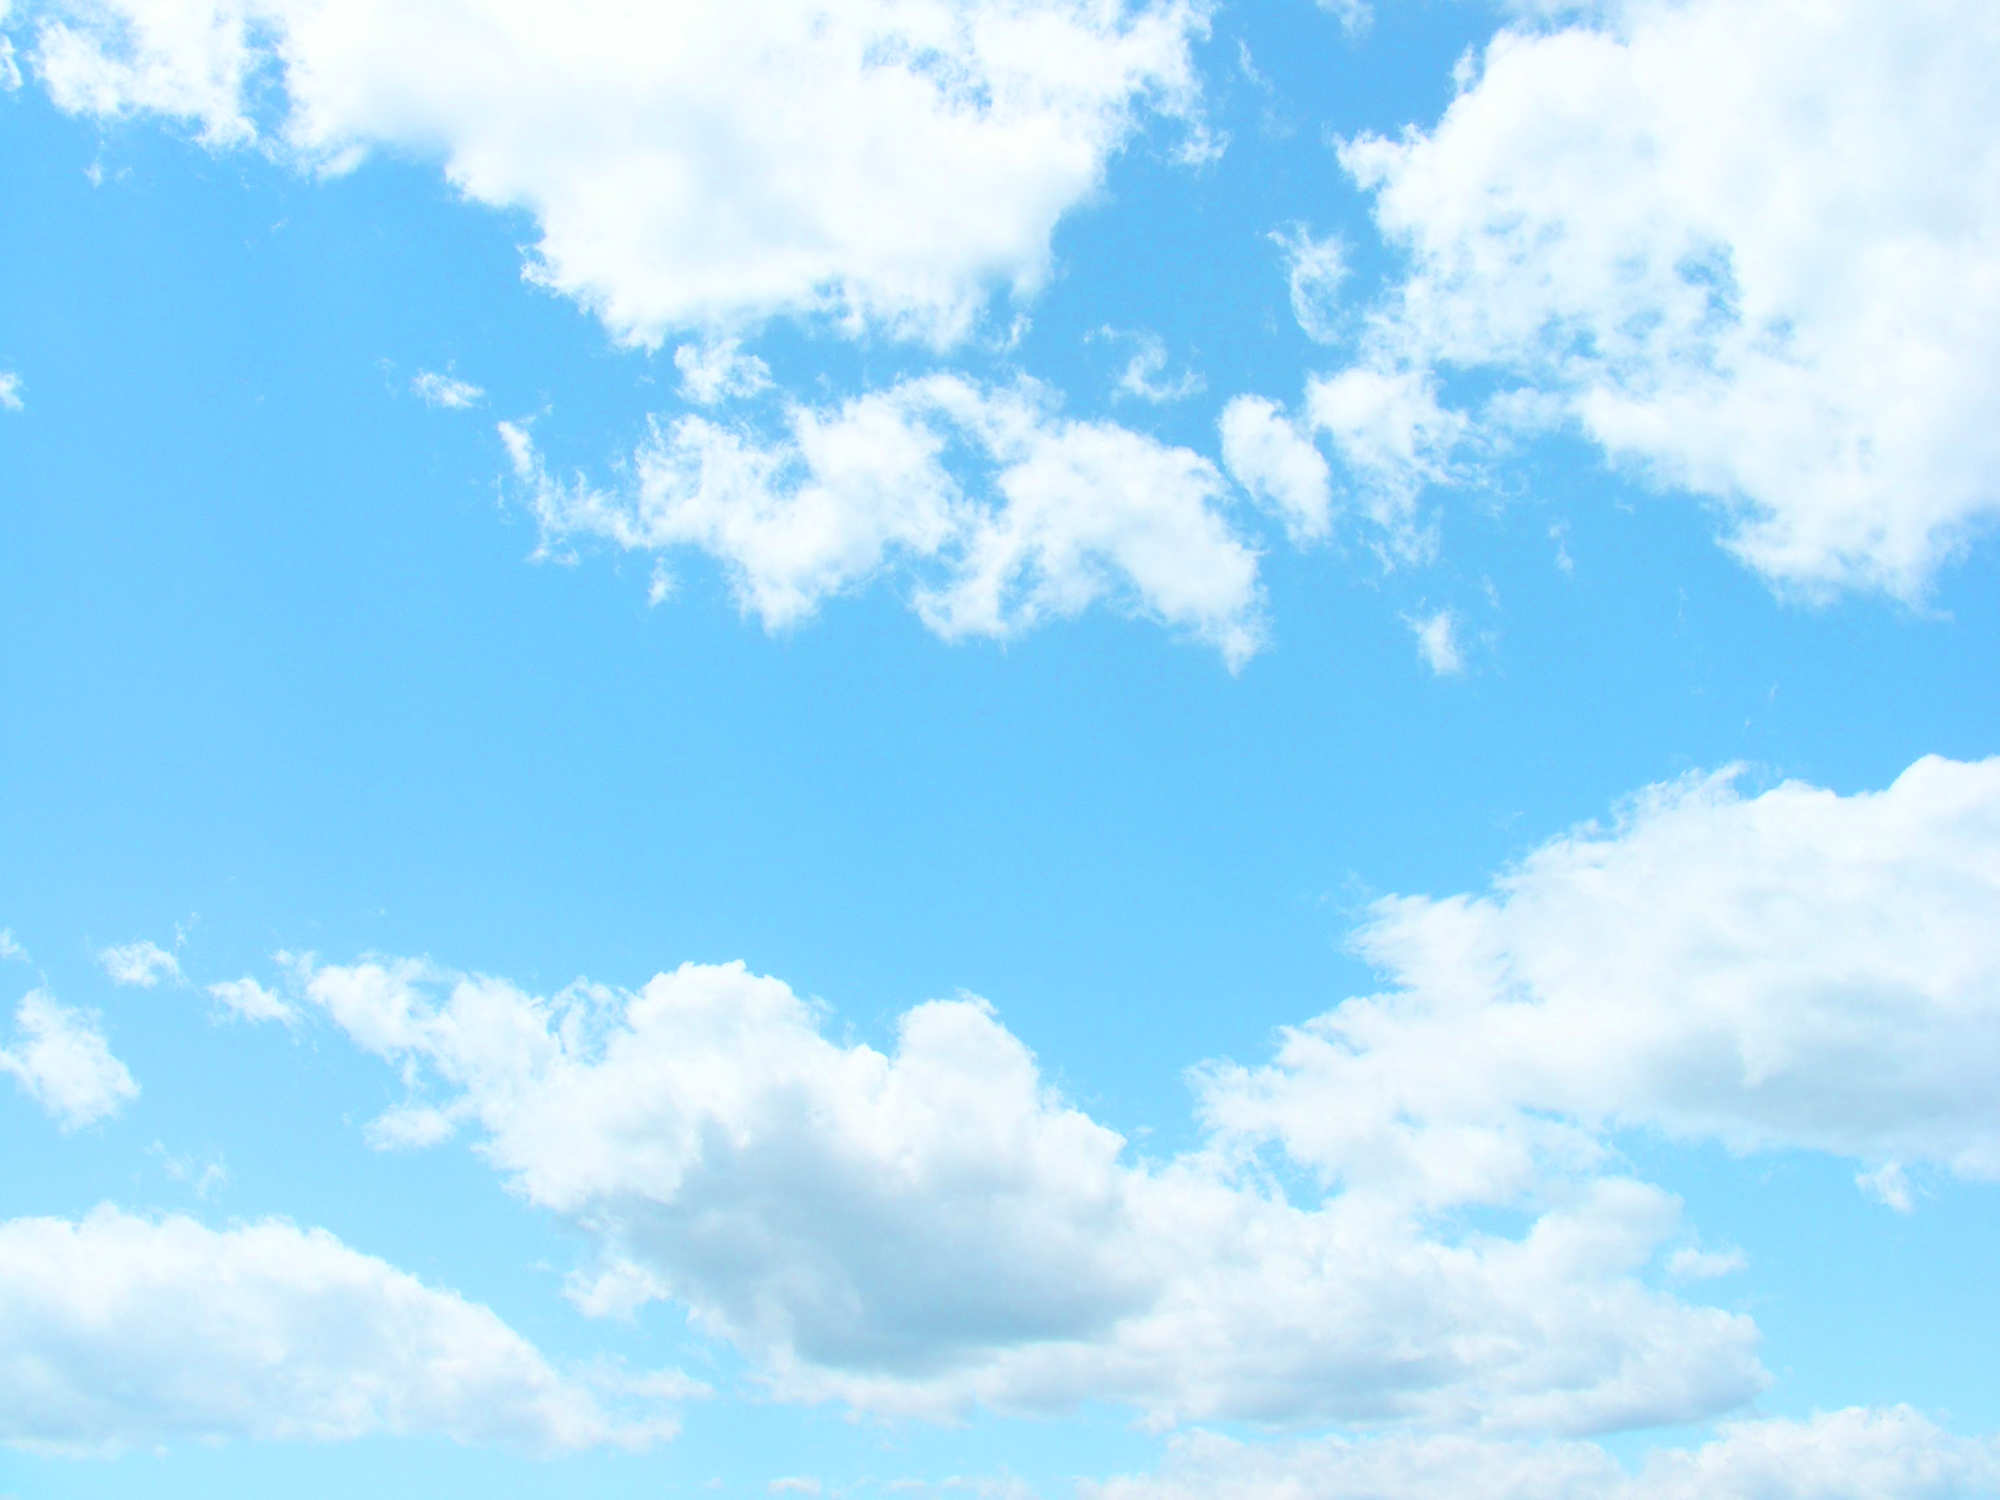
{"left": 0, "top": 1205, "right": 694, "bottom": 1455}
{"left": 25, "top": 0, "right": 1211, "bottom": 347}
{"left": 278, "top": 954, "right": 1762, "bottom": 1434}
{"left": 1320, "top": 0, "right": 2000, "bottom": 598}
{"left": 0, "top": 990, "right": 138, "bottom": 1131}
{"left": 505, "top": 374, "right": 1267, "bottom": 668}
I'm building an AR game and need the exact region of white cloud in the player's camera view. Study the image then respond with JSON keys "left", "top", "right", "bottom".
{"left": 285, "top": 955, "right": 1761, "bottom": 1433}
{"left": 1083, "top": 1408, "right": 2000, "bottom": 1500}
{"left": 30, "top": 0, "right": 1209, "bottom": 346}
{"left": 1665, "top": 1246, "right": 1745, "bottom": 1281}
{"left": 98, "top": 938, "right": 181, "bottom": 988}
{"left": 1338, "top": 0, "right": 2000, "bottom": 596}
{"left": 207, "top": 976, "right": 297, "bottom": 1025}
{"left": 0, "top": 1205, "right": 691, "bottom": 1454}
{"left": 1406, "top": 608, "right": 1463, "bottom": 675}
{"left": 1857, "top": 1162, "right": 1916, "bottom": 1215}
{"left": 506, "top": 374, "right": 1267, "bottom": 667}
{"left": 1272, "top": 226, "right": 1348, "bottom": 344}
{"left": 1106, "top": 331, "right": 1204, "bottom": 405}
{"left": 0, "top": 991, "right": 138, "bottom": 1131}
{"left": 0, "top": 372, "right": 21, "bottom": 411}
{"left": 1198, "top": 755, "right": 2000, "bottom": 1206}
{"left": 1218, "top": 394, "right": 1332, "bottom": 542}
{"left": 410, "top": 369, "right": 484, "bottom": 409}
{"left": 1303, "top": 364, "right": 1466, "bottom": 536}
{"left": 0, "top": 929, "right": 24, "bottom": 962}
{"left": 673, "top": 340, "right": 773, "bottom": 406}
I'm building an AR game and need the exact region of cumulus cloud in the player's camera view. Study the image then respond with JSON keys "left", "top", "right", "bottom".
{"left": 1302, "top": 364, "right": 1466, "bottom": 536}
{"left": 410, "top": 369, "right": 483, "bottom": 409}
{"left": 1199, "top": 755, "right": 2000, "bottom": 1205}
{"left": 1218, "top": 394, "right": 1332, "bottom": 543}
{"left": 1215, "top": 366, "right": 1463, "bottom": 553}
{"left": 0, "top": 991, "right": 138, "bottom": 1130}
{"left": 279, "top": 954, "right": 1760, "bottom": 1433}
{"left": 1406, "top": 608, "right": 1462, "bottom": 675}
{"left": 505, "top": 374, "right": 1267, "bottom": 667}
{"left": 98, "top": 938, "right": 181, "bottom": 988}
{"left": 28, "top": 0, "right": 1209, "bottom": 346}
{"left": 1082, "top": 1408, "right": 2000, "bottom": 1500}
{"left": 674, "top": 339, "right": 773, "bottom": 406}
{"left": 1338, "top": 0, "right": 2000, "bottom": 595}
{"left": 224, "top": 756, "right": 2000, "bottom": 1436}
{"left": 0, "top": 1205, "right": 691, "bottom": 1454}
{"left": 207, "top": 976, "right": 297, "bottom": 1025}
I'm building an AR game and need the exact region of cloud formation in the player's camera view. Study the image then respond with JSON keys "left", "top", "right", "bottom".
{"left": 410, "top": 369, "right": 483, "bottom": 409}
{"left": 98, "top": 938, "right": 180, "bottom": 988}
{"left": 28, "top": 0, "right": 1208, "bottom": 345}
{"left": 273, "top": 954, "right": 1760, "bottom": 1433}
{"left": 506, "top": 375, "right": 1267, "bottom": 666}
{"left": 1336, "top": 0, "right": 2000, "bottom": 595}
{"left": 0, "top": 1205, "right": 690, "bottom": 1454}
{"left": 238, "top": 752, "right": 2000, "bottom": 1437}
{"left": 0, "top": 991, "right": 138, "bottom": 1130}
{"left": 1199, "top": 755, "right": 2000, "bottom": 1205}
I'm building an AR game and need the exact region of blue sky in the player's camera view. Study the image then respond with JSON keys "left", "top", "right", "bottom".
{"left": 3, "top": 0, "right": 2000, "bottom": 1496}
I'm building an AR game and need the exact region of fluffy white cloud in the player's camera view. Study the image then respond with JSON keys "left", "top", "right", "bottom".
{"left": 674, "top": 339, "right": 773, "bottom": 407}
{"left": 1405, "top": 608, "right": 1462, "bottom": 675}
{"left": 1218, "top": 394, "right": 1332, "bottom": 542}
{"left": 0, "top": 991, "right": 138, "bottom": 1130}
{"left": 230, "top": 756, "right": 2000, "bottom": 1434}
{"left": 0, "top": 1205, "right": 690, "bottom": 1454}
{"left": 0, "top": 371, "right": 21, "bottom": 410}
{"left": 276, "top": 954, "right": 1760, "bottom": 1433}
{"left": 1084, "top": 1407, "right": 2000, "bottom": 1500}
{"left": 1199, "top": 755, "right": 2000, "bottom": 1205}
{"left": 207, "top": 975, "right": 297, "bottom": 1025}
{"left": 29, "top": 0, "right": 1208, "bottom": 345}
{"left": 1302, "top": 365, "right": 1465, "bottom": 537}
{"left": 98, "top": 938, "right": 180, "bottom": 988}
{"left": 1339, "top": 0, "right": 2000, "bottom": 595}
{"left": 1215, "top": 365, "right": 1463, "bottom": 554}
{"left": 506, "top": 375, "right": 1267, "bottom": 667}
{"left": 410, "top": 369, "right": 483, "bottom": 409}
